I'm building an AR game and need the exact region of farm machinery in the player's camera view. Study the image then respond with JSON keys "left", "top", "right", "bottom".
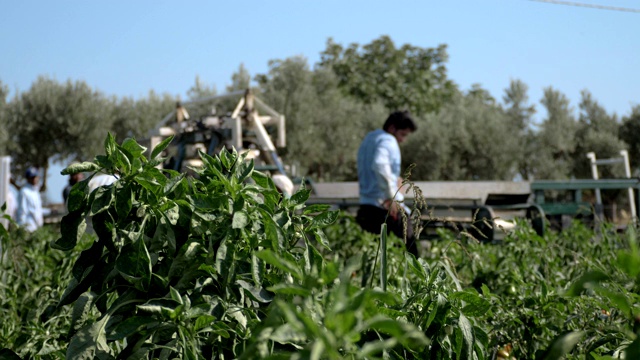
{"left": 148, "top": 89, "right": 294, "bottom": 196}
{"left": 147, "top": 90, "right": 639, "bottom": 242}
{"left": 305, "top": 180, "right": 546, "bottom": 242}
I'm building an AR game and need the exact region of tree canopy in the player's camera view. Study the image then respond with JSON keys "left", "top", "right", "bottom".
{"left": 1, "top": 35, "right": 637, "bottom": 198}
{"left": 320, "top": 36, "right": 456, "bottom": 116}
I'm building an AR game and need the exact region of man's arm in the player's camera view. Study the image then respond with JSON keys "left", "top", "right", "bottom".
{"left": 372, "top": 144, "right": 404, "bottom": 218}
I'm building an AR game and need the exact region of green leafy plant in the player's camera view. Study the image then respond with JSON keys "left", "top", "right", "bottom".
{"left": 1, "top": 134, "right": 436, "bottom": 359}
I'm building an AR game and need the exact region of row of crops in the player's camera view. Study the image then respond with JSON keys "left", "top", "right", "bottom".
{"left": 1, "top": 135, "right": 640, "bottom": 359}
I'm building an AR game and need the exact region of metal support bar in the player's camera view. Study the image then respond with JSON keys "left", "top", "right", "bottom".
{"left": 586, "top": 152, "right": 603, "bottom": 214}
{"left": 621, "top": 150, "right": 637, "bottom": 221}
{"left": 594, "top": 158, "right": 625, "bottom": 165}
{"left": 0, "top": 157, "right": 11, "bottom": 258}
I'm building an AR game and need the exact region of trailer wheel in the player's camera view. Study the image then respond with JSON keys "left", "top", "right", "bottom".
{"left": 526, "top": 204, "right": 546, "bottom": 237}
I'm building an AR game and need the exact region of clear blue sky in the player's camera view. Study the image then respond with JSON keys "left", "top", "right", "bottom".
{"left": 1, "top": 0, "right": 639, "bottom": 203}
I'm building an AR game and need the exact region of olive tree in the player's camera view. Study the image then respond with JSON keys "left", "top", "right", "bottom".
{"left": 534, "top": 87, "right": 579, "bottom": 180}
{"left": 320, "top": 35, "right": 456, "bottom": 116}
{"left": 5, "top": 76, "right": 113, "bottom": 190}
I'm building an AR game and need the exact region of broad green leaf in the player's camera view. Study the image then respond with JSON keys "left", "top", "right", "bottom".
{"left": 232, "top": 211, "right": 249, "bottom": 229}
{"left": 313, "top": 229, "right": 331, "bottom": 251}
{"left": 104, "top": 133, "right": 117, "bottom": 158}
{"left": 137, "top": 299, "right": 181, "bottom": 319}
{"left": 310, "top": 340, "right": 325, "bottom": 360}
{"left": 593, "top": 285, "right": 631, "bottom": 316}
{"left": 450, "top": 291, "right": 492, "bottom": 317}
{"left": 454, "top": 326, "right": 463, "bottom": 360}
{"left": 215, "top": 237, "right": 236, "bottom": 284}
{"left": 625, "top": 338, "right": 640, "bottom": 360}
{"left": 136, "top": 167, "right": 167, "bottom": 189}
{"left": 368, "top": 289, "right": 401, "bottom": 306}
{"left": 255, "top": 249, "right": 303, "bottom": 280}
{"left": 289, "top": 188, "right": 311, "bottom": 206}
{"left": 70, "top": 292, "right": 96, "bottom": 334}
{"left": 153, "top": 220, "right": 176, "bottom": 254}
{"left": 228, "top": 306, "right": 247, "bottom": 329}
{"left": 311, "top": 210, "right": 339, "bottom": 228}
{"left": 115, "top": 147, "right": 132, "bottom": 173}
{"left": 163, "top": 203, "right": 180, "bottom": 226}
{"left": 121, "top": 138, "right": 147, "bottom": 157}
{"left": 252, "top": 253, "right": 264, "bottom": 286}
{"left": 170, "top": 286, "right": 183, "bottom": 305}
{"left": 237, "top": 280, "right": 274, "bottom": 303}
{"left": 565, "top": 271, "right": 610, "bottom": 296}
{"left": 480, "top": 284, "right": 491, "bottom": 297}
{"left": 206, "top": 322, "right": 232, "bottom": 338}
{"left": 151, "top": 135, "right": 174, "bottom": 159}
{"left": 617, "top": 251, "right": 640, "bottom": 279}
{"left": 164, "top": 172, "right": 185, "bottom": 195}
{"left": 71, "top": 240, "right": 104, "bottom": 281}
{"left": 361, "top": 315, "right": 429, "bottom": 349}
{"left": 268, "top": 283, "right": 311, "bottom": 297}
{"left": 458, "top": 314, "right": 474, "bottom": 360}
{"left": 589, "top": 354, "right": 616, "bottom": 360}
{"left": 262, "top": 215, "right": 285, "bottom": 250}
{"left": 251, "top": 170, "right": 272, "bottom": 189}
{"left": 321, "top": 262, "right": 340, "bottom": 285}
{"left": 107, "top": 316, "right": 157, "bottom": 341}
{"left": 193, "top": 315, "right": 216, "bottom": 332}
{"left": 61, "top": 161, "right": 100, "bottom": 175}
{"left": 237, "top": 159, "right": 254, "bottom": 183}
{"left": 269, "top": 323, "right": 307, "bottom": 344}
{"left": 90, "top": 185, "right": 114, "bottom": 216}
{"left": 405, "top": 251, "right": 427, "bottom": 281}
{"left": 0, "top": 219, "right": 8, "bottom": 243}
{"left": 169, "top": 241, "right": 203, "bottom": 280}
{"left": 220, "top": 148, "right": 237, "bottom": 170}
{"left": 358, "top": 338, "right": 399, "bottom": 358}
{"left": 473, "top": 325, "right": 489, "bottom": 348}
{"left": 442, "top": 260, "right": 463, "bottom": 291}
{"left": 542, "top": 331, "right": 584, "bottom": 360}
{"left": 275, "top": 300, "right": 319, "bottom": 336}
{"left": 94, "top": 155, "right": 112, "bottom": 170}
{"left": 67, "top": 314, "right": 111, "bottom": 360}
{"left": 115, "top": 184, "right": 133, "bottom": 219}
{"left": 304, "top": 238, "right": 324, "bottom": 275}
{"left": 53, "top": 210, "right": 87, "bottom": 251}
{"left": 116, "top": 238, "right": 152, "bottom": 291}
{"left": 303, "top": 204, "right": 331, "bottom": 214}
{"left": 425, "top": 294, "right": 449, "bottom": 331}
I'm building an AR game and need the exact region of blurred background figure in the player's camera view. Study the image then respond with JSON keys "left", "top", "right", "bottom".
{"left": 16, "top": 167, "right": 43, "bottom": 232}
{"left": 62, "top": 163, "right": 84, "bottom": 208}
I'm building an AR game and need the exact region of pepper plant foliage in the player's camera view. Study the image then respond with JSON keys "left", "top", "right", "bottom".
{"left": 39, "top": 134, "right": 429, "bottom": 359}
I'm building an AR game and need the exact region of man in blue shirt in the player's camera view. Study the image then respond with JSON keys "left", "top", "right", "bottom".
{"left": 16, "top": 167, "right": 43, "bottom": 232}
{"left": 356, "top": 111, "right": 418, "bottom": 256}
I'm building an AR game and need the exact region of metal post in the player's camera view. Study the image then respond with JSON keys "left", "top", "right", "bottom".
{"left": 0, "top": 157, "right": 10, "bottom": 228}
{"left": 586, "top": 152, "right": 603, "bottom": 219}
{"left": 0, "top": 156, "right": 11, "bottom": 259}
{"left": 620, "top": 150, "right": 637, "bottom": 222}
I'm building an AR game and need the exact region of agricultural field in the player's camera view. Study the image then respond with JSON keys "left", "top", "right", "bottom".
{"left": 1, "top": 136, "right": 640, "bottom": 359}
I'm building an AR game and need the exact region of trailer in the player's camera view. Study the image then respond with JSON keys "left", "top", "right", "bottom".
{"left": 304, "top": 181, "right": 545, "bottom": 242}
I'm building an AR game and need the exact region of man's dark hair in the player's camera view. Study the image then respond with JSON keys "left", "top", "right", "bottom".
{"left": 382, "top": 111, "right": 417, "bottom": 132}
